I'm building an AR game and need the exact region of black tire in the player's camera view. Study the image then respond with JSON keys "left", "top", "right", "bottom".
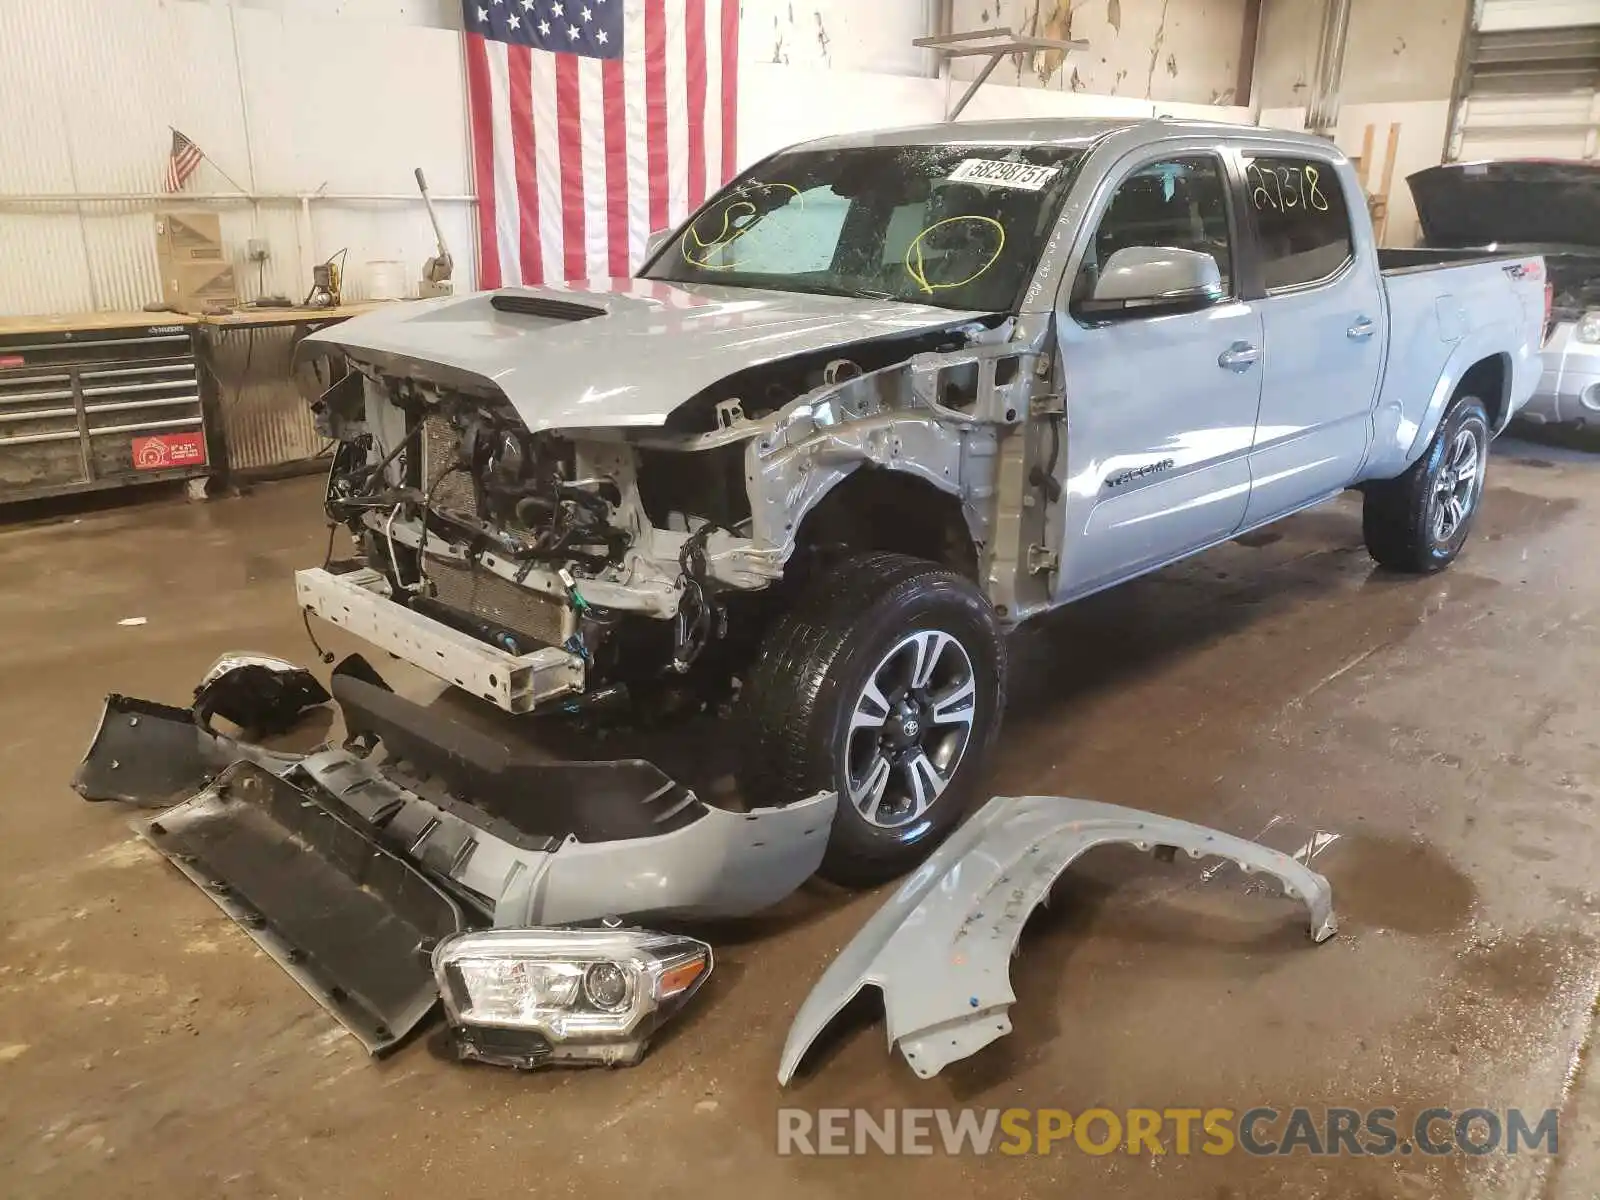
{"left": 739, "top": 552, "right": 1006, "bottom": 887}
{"left": 1362, "top": 394, "right": 1490, "bottom": 574}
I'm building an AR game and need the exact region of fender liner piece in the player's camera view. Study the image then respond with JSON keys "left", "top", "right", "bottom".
{"left": 778, "top": 795, "right": 1338, "bottom": 1084}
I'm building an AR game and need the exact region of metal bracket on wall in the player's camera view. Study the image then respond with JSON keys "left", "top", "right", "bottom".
{"left": 913, "top": 27, "right": 1089, "bottom": 121}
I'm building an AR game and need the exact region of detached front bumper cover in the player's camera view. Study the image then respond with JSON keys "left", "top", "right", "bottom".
{"left": 778, "top": 795, "right": 1338, "bottom": 1084}
{"left": 73, "top": 661, "right": 836, "bottom": 1060}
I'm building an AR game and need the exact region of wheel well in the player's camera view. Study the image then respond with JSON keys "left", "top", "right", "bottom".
{"left": 1457, "top": 354, "right": 1510, "bottom": 430}
{"left": 791, "top": 468, "right": 979, "bottom": 579}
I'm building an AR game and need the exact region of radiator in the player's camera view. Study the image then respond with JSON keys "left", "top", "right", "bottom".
{"left": 425, "top": 555, "right": 571, "bottom": 650}
{"left": 419, "top": 413, "right": 571, "bottom": 650}
{"left": 421, "top": 413, "right": 477, "bottom": 515}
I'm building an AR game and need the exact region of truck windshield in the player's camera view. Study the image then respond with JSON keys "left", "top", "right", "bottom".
{"left": 642, "top": 144, "right": 1086, "bottom": 312}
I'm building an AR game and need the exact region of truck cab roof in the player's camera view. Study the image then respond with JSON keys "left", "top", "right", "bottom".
{"left": 793, "top": 116, "right": 1343, "bottom": 156}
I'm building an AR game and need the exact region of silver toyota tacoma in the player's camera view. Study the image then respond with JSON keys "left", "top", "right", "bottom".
{"left": 295, "top": 116, "right": 1547, "bottom": 887}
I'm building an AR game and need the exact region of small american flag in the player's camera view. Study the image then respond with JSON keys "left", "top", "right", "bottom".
{"left": 464, "top": 0, "right": 739, "bottom": 287}
{"left": 165, "top": 129, "right": 203, "bottom": 193}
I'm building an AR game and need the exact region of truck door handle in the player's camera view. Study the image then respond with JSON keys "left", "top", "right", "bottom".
{"left": 1218, "top": 342, "right": 1260, "bottom": 371}
{"left": 1348, "top": 317, "right": 1376, "bottom": 340}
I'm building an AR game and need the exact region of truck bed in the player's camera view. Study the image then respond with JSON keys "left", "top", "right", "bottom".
{"left": 1376, "top": 247, "right": 1526, "bottom": 275}
{"left": 1359, "top": 247, "right": 1547, "bottom": 481}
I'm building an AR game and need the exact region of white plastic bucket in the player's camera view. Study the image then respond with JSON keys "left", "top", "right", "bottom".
{"left": 365, "top": 259, "right": 407, "bottom": 301}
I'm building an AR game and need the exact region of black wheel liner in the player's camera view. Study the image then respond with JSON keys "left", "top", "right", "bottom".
{"left": 72, "top": 695, "right": 237, "bottom": 808}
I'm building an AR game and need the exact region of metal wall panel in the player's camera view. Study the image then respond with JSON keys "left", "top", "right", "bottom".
{"left": 208, "top": 327, "right": 324, "bottom": 471}
{"left": 0, "top": 0, "right": 473, "bottom": 318}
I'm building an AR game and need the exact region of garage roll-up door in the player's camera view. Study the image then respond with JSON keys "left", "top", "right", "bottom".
{"left": 1448, "top": 0, "right": 1600, "bottom": 162}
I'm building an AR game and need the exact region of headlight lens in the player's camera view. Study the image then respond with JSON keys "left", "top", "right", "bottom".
{"left": 583, "top": 961, "right": 631, "bottom": 1011}
{"left": 1578, "top": 311, "right": 1600, "bottom": 344}
{"left": 433, "top": 927, "right": 712, "bottom": 1068}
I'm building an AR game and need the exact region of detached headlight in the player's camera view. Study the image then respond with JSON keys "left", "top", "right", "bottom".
{"left": 432, "top": 927, "right": 712, "bottom": 1068}
{"left": 1578, "top": 312, "right": 1600, "bottom": 344}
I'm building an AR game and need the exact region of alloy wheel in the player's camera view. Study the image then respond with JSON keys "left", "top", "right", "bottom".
{"left": 844, "top": 630, "right": 977, "bottom": 830}
{"left": 1431, "top": 426, "right": 1483, "bottom": 544}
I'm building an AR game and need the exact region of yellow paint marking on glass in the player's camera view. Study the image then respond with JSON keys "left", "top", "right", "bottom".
{"left": 904, "top": 215, "right": 1006, "bottom": 295}
{"left": 682, "top": 183, "right": 803, "bottom": 271}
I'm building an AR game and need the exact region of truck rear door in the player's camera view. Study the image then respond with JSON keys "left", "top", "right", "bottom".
{"left": 1234, "top": 151, "right": 1384, "bottom": 526}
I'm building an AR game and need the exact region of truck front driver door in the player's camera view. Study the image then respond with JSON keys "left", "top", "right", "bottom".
{"left": 1054, "top": 152, "right": 1263, "bottom": 598}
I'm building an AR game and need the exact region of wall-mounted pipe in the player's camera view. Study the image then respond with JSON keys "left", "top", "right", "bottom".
{"left": 0, "top": 193, "right": 476, "bottom": 206}
{"left": 1306, "top": 0, "right": 1353, "bottom": 136}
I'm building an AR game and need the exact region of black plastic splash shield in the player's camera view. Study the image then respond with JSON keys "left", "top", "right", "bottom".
{"left": 72, "top": 695, "right": 233, "bottom": 808}
{"left": 138, "top": 759, "right": 467, "bottom": 1055}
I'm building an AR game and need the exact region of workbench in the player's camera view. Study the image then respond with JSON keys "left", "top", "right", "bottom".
{"left": 0, "top": 303, "right": 393, "bottom": 506}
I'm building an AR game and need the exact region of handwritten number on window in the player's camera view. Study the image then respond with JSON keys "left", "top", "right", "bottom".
{"left": 1303, "top": 165, "right": 1329, "bottom": 212}
{"left": 1248, "top": 165, "right": 1276, "bottom": 212}
{"left": 1246, "top": 162, "right": 1331, "bottom": 215}
{"left": 1279, "top": 167, "right": 1299, "bottom": 209}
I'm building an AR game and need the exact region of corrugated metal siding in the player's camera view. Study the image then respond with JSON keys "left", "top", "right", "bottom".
{"left": 0, "top": 0, "right": 472, "bottom": 318}
{"left": 0, "top": 0, "right": 473, "bottom": 470}
{"left": 0, "top": 0, "right": 244, "bottom": 313}
{"left": 209, "top": 327, "right": 324, "bottom": 471}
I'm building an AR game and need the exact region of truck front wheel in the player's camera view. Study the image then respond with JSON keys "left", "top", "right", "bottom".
{"left": 1362, "top": 394, "right": 1490, "bottom": 573}
{"left": 739, "top": 552, "right": 1006, "bottom": 887}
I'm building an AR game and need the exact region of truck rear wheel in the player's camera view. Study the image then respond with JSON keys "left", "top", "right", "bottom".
{"left": 739, "top": 552, "right": 1006, "bottom": 887}
{"left": 1362, "top": 395, "right": 1489, "bottom": 574}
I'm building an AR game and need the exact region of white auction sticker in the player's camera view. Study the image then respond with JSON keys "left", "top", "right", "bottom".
{"left": 947, "top": 158, "right": 1060, "bottom": 191}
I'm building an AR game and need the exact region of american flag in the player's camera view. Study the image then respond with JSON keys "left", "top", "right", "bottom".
{"left": 165, "top": 129, "right": 203, "bottom": 193}
{"left": 463, "top": 0, "right": 739, "bottom": 288}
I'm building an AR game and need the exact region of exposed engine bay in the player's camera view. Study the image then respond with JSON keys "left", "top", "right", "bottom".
{"left": 302, "top": 302, "right": 1042, "bottom": 715}
{"left": 317, "top": 379, "right": 756, "bottom": 696}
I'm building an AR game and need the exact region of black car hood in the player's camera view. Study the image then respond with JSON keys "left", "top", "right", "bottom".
{"left": 1408, "top": 161, "right": 1600, "bottom": 316}
{"left": 1408, "top": 160, "right": 1600, "bottom": 251}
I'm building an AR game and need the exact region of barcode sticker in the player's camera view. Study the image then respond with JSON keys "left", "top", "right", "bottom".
{"left": 947, "top": 158, "right": 1061, "bottom": 191}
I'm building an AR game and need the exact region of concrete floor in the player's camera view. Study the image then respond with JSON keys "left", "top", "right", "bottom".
{"left": 2, "top": 445, "right": 1599, "bottom": 1199}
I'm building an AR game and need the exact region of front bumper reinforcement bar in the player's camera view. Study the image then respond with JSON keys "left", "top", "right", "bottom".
{"left": 295, "top": 567, "right": 585, "bottom": 714}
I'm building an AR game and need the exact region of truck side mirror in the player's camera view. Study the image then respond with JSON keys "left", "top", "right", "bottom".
{"left": 1076, "top": 246, "right": 1225, "bottom": 319}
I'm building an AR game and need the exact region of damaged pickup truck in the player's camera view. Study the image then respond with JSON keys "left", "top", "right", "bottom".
{"left": 78, "top": 116, "right": 1533, "bottom": 1069}
{"left": 292, "top": 117, "right": 1545, "bottom": 886}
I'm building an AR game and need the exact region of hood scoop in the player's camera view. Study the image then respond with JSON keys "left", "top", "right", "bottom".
{"left": 490, "top": 293, "right": 608, "bottom": 321}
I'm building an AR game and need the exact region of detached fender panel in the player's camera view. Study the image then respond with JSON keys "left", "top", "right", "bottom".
{"left": 778, "top": 796, "right": 1337, "bottom": 1084}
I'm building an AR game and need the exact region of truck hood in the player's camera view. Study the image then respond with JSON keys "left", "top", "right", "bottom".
{"left": 302, "top": 279, "right": 986, "bottom": 433}
{"left": 1408, "top": 161, "right": 1600, "bottom": 252}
